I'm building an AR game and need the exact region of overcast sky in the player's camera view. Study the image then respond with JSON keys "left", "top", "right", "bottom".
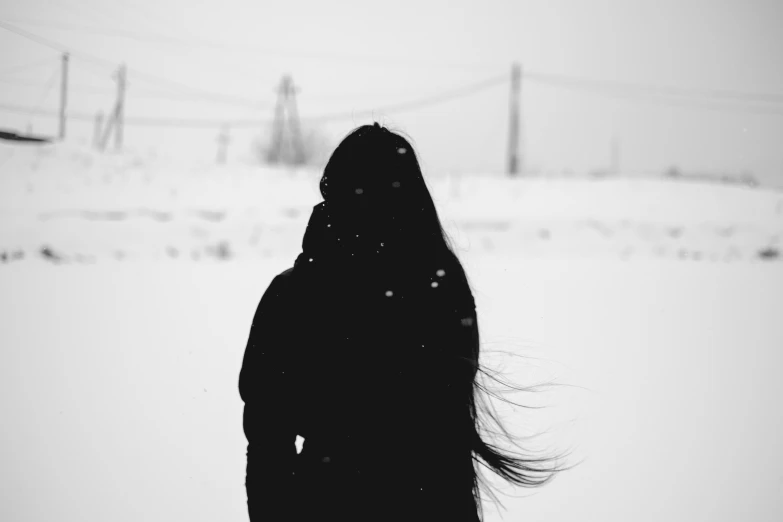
{"left": 1, "top": 0, "right": 782, "bottom": 185}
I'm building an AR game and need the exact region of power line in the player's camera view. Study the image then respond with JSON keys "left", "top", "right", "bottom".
{"left": 0, "top": 78, "right": 53, "bottom": 88}
{"left": 2, "top": 16, "right": 323, "bottom": 92}
{"left": 5, "top": 19, "right": 783, "bottom": 127}
{"left": 37, "top": 0, "right": 115, "bottom": 29}
{"left": 524, "top": 71, "right": 783, "bottom": 106}
{"left": 0, "top": 19, "right": 115, "bottom": 71}
{"left": 69, "top": 0, "right": 198, "bottom": 45}
{"left": 1, "top": 18, "right": 504, "bottom": 71}
{"left": 0, "top": 103, "right": 263, "bottom": 128}
{"left": 525, "top": 75, "right": 783, "bottom": 116}
{"left": 0, "top": 57, "right": 58, "bottom": 77}
{"left": 0, "top": 19, "right": 71, "bottom": 53}
{"left": 0, "top": 19, "right": 509, "bottom": 125}
{"left": 0, "top": 73, "right": 511, "bottom": 128}
{"left": 2, "top": 19, "right": 193, "bottom": 45}
{"left": 0, "top": 20, "right": 274, "bottom": 110}
{"left": 0, "top": 76, "right": 272, "bottom": 108}
{"left": 117, "top": 88, "right": 270, "bottom": 107}
{"left": 30, "top": 65, "right": 60, "bottom": 113}
{"left": 84, "top": 0, "right": 503, "bottom": 71}
{"left": 0, "top": 72, "right": 496, "bottom": 110}
{"left": 0, "top": 101, "right": 93, "bottom": 120}
{"left": 123, "top": 69, "right": 274, "bottom": 110}
{"left": 302, "top": 73, "right": 510, "bottom": 123}
{"left": 6, "top": 15, "right": 783, "bottom": 104}
{"left": 15, "top": 16, "right": 780, "bottom": 112}
{"left": 4, "top": 65, "right": 782, "bottom": 130}
{"left": 112, "top": 73, "right": 511, "bottom": 127}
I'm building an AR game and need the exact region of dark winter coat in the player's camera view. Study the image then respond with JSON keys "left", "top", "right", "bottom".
{"left": 239, "top": 202, "right": 480, "bottom": 522}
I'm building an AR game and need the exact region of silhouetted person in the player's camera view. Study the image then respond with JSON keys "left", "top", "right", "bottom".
{"left": 239, "top": 123, "right": 563, "bottom": 522}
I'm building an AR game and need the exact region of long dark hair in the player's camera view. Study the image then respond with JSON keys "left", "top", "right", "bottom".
{"left": 302, "top": 123, "right": 574, "bottom": 520}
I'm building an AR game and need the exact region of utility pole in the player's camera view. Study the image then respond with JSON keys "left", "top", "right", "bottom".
{"left": 507, "top": 63, "right": 522, "bottom": 177}
{"left": 269, "top": 80, "right": 285, "bottom": 164}
{"left": 93, "top": 111, "right": 104, "bottom": 149}
{"left": 269, "top": 75, "right": 304, "bottom": 166}
{"left": 286, "top": 81, "right": 304, "bottom": 165}
{"left": 114, "top": 63, "right": 126, "bottom": 151}
{"left": 98, "top": 63, "right": 127, "bottom": 152}
{"left": 58, "top": 52, "right": 69, "bottom": 141}
{"left": 98, "top": 109, "right": 115, "bottom": 151}
{"left": 217, "top": 124, "right": 231, "bottom": 164}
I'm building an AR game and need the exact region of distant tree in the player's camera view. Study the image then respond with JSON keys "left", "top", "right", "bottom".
{"left": 740, "top": 170, "right": 758, "bottom": 187}
{"left": 664, "top": 165, "right": 682, "bottom": 178}
{"left": 252, "top": 123, "right": 333, "bottom": 169}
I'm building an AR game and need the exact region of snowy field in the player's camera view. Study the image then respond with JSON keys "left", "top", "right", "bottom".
{"left": 1, "top": 143, "right": 783, "bottom": 522}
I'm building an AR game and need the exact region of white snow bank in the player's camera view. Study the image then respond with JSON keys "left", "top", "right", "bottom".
{"left": 1, "top": 142, "right": 781, "bottom": 264}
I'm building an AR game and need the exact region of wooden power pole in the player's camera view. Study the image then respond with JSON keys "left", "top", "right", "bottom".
{"left": 98, "top": 108, "right": 115, "bottom": 151}
{"left": 217, "top": 124, "right": 231, "bottom": 164}
{"left": 93, "top": 111, "right": 104, "bottom": 148}
{"left": 507, "top": 62, "right": 522, "bottom": 177}
{"left": 98, "top": 63, "right": 127, "bottom": 152}
{"left": 114, "top": 63, "right": 126, "bottom": 151}
{"left": 58, "top": 52, "right": 69, "bottom": 141}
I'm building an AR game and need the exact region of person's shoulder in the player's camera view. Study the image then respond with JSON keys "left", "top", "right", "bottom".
{"left": 255, "top": 267, "right": 294, "bottom": 301}
{"left": 275, "top": 266, "right": 295, "bottom": 283}
{"left": 264, "top": 267, "right": 296, "bottom": 295}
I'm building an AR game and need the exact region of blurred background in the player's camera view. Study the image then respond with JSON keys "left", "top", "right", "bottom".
{"left": 1, "top": 1, "right": 782, "bottom": 522}
{"left": 1, "top": 0, "right": 782, "bottom": 182}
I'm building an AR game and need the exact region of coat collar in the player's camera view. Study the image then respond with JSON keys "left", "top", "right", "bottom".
{"left": 299, "top": 201, "right": 401, "bottom": 266}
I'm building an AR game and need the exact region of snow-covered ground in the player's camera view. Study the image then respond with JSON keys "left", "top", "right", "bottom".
{"left": 1, "top": 143, "right": 781, "bottom": 264}
{"left": 1, "top": 142, "right": 782, "bottom": 522}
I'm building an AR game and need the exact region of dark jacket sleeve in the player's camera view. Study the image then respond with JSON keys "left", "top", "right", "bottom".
{"left": 239, "top": 272, "right": 298, "bottom": 522}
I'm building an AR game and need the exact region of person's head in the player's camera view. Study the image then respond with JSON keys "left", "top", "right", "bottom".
{"left": 314, "top": 122, "right": 450, "bottom": 257}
